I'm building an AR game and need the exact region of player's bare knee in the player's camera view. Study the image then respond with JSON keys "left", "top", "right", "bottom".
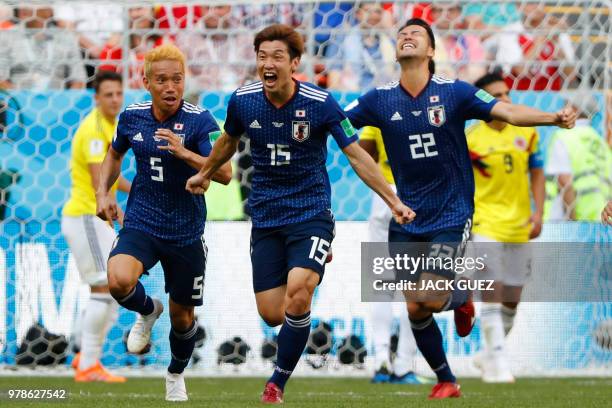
{"left": 285, "top": 287, "right": 311, "bottom": 315}
{"left": 107, "top": 270, "right": 135, "bottom": 299}
{"left": 259, "top": 310, "right": 284, "bottom": 327}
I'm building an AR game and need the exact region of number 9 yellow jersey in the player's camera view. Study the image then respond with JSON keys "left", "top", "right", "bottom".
{"left": 467, "top": 122, "right": 542, "bottom": 243}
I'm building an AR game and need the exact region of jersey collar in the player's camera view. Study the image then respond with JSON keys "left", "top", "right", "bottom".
{"left": 263, "top": 79, "right": 299, "bottom": 110}
{"left": 399, "top": 74, "right": 432, "bottom": 99}
{"left": 150, "top": 99, "right": 184, "bottom": 123}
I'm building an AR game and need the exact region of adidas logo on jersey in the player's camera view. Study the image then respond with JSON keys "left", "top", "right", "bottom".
{"left": 250, "top": 120, "right": 262, "bottom": 129}
{"left": 390, "top": 112, "right": 403, "bottom": 121}
{"left": 133, "top": 132, "right": 143, "bottom": 141}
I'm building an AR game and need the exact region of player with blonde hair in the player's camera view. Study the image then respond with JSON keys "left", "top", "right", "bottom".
{"left": 97, "top": 44, "right": 232, "bottom": 401}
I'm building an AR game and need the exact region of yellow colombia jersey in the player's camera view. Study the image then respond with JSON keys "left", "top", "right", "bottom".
{"left": 466, "top": 122, "right": 541, "bottom": 243}
{"left": 360, "top": 126, "right": 394, "bottom": 184}
{"left": 63, "top": 108, "right": 118, "bottom": 216}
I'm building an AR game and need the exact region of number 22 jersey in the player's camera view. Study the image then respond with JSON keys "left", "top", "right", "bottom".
{"left": 346, "top": 75, "right": 498, "bottom": 234}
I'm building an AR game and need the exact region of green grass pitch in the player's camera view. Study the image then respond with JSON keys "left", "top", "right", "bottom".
{"left": 1, "top": 377, "right": 611, "bottom": 407}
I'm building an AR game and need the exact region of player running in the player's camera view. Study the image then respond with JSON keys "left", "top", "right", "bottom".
{"left": 360, "top": 126, "right": 423, "bottom": 385}
{"left": 96, "top": 44, "right": 231, "bottom": 402}
{"left": 467, "top": 73, "right": 545, "bottom": 383}
{"left": 345, "top": 18, "right": 576, "bottom": 399}
{"left": 62, "top": 70, "right": 131, "bottom": 383}
{"left": 186, "top": 24, "right": 414, "bottom": 404}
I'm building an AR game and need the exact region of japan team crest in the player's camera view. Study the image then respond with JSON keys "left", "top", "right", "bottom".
{"left": 292, "top": 121, "right": 310, "bottom": 142}
{"left": 427, "top": 105, "right": 446, "bottom": 127}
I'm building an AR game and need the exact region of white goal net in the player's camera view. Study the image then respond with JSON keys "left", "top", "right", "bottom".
{"left": 0, "top": 0, "right": 610, "bottom": 376}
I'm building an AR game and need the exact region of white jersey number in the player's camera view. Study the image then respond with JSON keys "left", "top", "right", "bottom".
{"left": 150, "top": 157, "right": 163, "bottom": 182}
{"left": 267, "top": 144, "right": 290, "bottom": 166}
{"left": 408, "top": 133, "right": 438, "bottom": 159}
{"left": 192, "top": 276, "right": 204, "bottom": 300}
{"left": 309, "top": 236, "right": 331, "bottom": 266}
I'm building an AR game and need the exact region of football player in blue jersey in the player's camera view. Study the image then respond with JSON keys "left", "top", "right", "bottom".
{"left": 96, "top": 44, "right": 232, "bottom": 402}
{"left": 345, "top": 18, "right": 576, "bottom": 399}
{"left": 186, "top": 24, "right": 414, "bottom": 404}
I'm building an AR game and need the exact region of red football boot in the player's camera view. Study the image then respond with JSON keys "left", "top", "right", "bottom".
{"left": 454, "top": 296, "right": 475, "bottom": 337}
{"left": 261, "top": 382, "right": 284, "bottom": 404}
{"left": 428, "top": 382, "right": 461, "bottom": 399}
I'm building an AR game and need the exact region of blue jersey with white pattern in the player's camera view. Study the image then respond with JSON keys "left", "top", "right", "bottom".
{"left": 112, "top": 100, "right": 220, "bottom": 245}
{"left": 225, "top": 81, "right": 358, "bottom": 228}
{"left": 346, "top": 75, "right": 498, "bottom": 234}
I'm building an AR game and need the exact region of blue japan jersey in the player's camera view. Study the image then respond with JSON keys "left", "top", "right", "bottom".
{"left": 225, "top": 81, "right": 358, "bottom": 228}
{"left": 346, "top": 75, "right": 498, "bottom": 234}
{"left": 112, "top": 100, "right": 220, "bottom": 245}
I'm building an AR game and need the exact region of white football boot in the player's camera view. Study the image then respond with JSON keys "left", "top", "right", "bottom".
{"left": 166, "top": 371, "right": 188, "bottom": 402}
{"left": 481, "top": 352, "right": 515, "bottom": 383}
{"left": 127, "top": 298, "right": 163, "bottom": 354}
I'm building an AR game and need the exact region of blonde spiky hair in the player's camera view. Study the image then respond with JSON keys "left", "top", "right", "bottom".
{"left": 144, "top": 44, "right": 186, "bottom": 79}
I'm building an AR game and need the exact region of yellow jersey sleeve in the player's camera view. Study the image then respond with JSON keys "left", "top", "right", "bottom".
{"left": 63, "top": 109, "right": 118, "bottom": 216}
{"left": 360, "top": 126, "right": 380, "bottom": 141}
{"left": 527, "top": 129, "right": 538, "bottom": 154}
{"left": 81, "top": 129, "right": 108, "bottom": 164}
{"left": 359, "top": 126, "right": 394, "bottom": 184}
{"left": 527, "top": 129, "right": 544, "bottom": 169}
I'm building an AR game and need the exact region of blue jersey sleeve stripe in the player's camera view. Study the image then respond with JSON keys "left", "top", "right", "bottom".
{"left": 528, "top": 152, "right": 544, "bottom": 169}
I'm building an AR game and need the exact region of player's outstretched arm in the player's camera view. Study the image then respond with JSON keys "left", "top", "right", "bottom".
{"left": 96, "top": 146, "right": 125, "bottom": 224}
{"left": 154, "top": 128, "right": 232, "bottom": 185}
{"left": 490, "top": 102, "right": 577, "bottom": 129}
{"left": 602, "top": 201, "right": 612, "bottom": 226}
{"left": 341, "top": 142, "right": 415, "bottom": 225}
{"left": 186, "top": 132, "right": 239, "bottom": 195}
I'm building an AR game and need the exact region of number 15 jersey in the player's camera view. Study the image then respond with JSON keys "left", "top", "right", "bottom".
{"left": 224, "top": 81, "right": 358, "bottom": 228}
{"left": 346, "top": 75, "right": 498, "bottom": 234}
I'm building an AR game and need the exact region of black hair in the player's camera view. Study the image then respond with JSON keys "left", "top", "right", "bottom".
{"left": 474, "top": 72, "right": 505, "bottom": 89}
{"left": 254, "top": 24, "right": 304, "bottom": 61}
{"left": 398, "top": 18, "right": 436, "bottom": 74}
{"left": 399, "top": 18, "right": 435, "bottom": 50}
{"left": 93, "top": 70, "right": 123, "bottom": 93}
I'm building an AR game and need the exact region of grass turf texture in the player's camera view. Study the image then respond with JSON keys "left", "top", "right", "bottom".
{"left": 1, "top": 377, "right": 611, "bottom": 407}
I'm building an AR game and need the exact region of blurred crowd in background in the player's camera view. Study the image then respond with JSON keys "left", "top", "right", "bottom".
{"left": 0, "top": 2, "right": 605, "bottom": 93}
{"left": 0, "top": 1, "right": 610, "bottom": 223}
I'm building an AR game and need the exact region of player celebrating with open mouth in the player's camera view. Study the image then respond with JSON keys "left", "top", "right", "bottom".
{"left": 96, "top": 44, "right": 232, "bottom": 402}
{"left": 345, "top": 18, "right": 576, "bottom": 399}
{"left": 186, "top": 24, "right": 414, "bottom": 404}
